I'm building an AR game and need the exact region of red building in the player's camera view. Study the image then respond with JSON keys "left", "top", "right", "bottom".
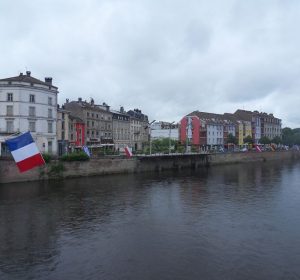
{"left": 180, "top": 115, "right": 201, "bottom": 145}
{"left": 69, "top": 115, "right": 85, "bottom": 148}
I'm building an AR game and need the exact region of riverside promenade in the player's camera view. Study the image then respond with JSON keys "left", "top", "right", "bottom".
{"left": 0, "top": 151, "right": 299, "bottom": 184}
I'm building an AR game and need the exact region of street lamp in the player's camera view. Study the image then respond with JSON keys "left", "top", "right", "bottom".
{"left": 169, "top": 121, "right": 175, "bottom": 154}
{"left": 149, "top": 120, "right": 156, "bottom": 155}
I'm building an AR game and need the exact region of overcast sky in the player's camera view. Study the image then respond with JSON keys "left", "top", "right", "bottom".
{"left": 1, "top": 0, "right": 300, "bottom": 127}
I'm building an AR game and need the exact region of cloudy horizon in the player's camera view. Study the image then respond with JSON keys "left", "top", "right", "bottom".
{"left": 1, "top": 0, "right": 300, "bottom": 128}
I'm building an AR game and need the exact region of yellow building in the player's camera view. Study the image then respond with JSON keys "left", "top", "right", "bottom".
{"left": 237, "top": 121, "right": 252, "bottom": 145}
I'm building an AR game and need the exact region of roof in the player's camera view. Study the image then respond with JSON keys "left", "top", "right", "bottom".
{"left": 65, "top": 100, "right": 112, "bottom": 113}
{"left": 0, "top": 72, "right": 58, "bottom": 89}
{"left": 69, "top": 113, "right": 84, "bottom": 123}
{"left": 188, "top": 111, "right": 224, "bottom": 121}
{"left": 127, "top": 109, "right": 148, "bottom": 121}
{"left": 233, "top": 109, "right": 253, "bottom": 121}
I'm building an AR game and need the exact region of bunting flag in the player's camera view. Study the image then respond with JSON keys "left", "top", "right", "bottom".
{"left": 124, "top": 146, "right": 133, "bottom": 158}
{"left": 5, "top": 132, "right": 45, "bottom": 172}
{"left": 255, "top": 145, "right": 262, "bottom": 152}
{"left": 82, "top": 145, "right": 91, "bottom": 157}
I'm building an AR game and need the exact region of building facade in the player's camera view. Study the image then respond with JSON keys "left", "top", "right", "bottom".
{"left": 0, "top": 71, "right": 58, "bottom": 155}
{"left": 112, "top": 107, "right": 131, "bottom": 151}
{"left": 57, "top": 106, "right": 70, "bottom": 156}
{"left": 259, "top": 112, "right": 282, "bottom": 140}
{"left": 57, "top": 106, "right": 85, "bottom": 155}
{"left": 127, "top": 109, "right": 149, "bottom": 151}
{"left": 64, "top": 98, "right": 113, "bottom": 148}
{"left": 234, "top": 110, "right": 262, "bottom": 144}
{"left": 151, "top": 121, "right": 179, "bottom": 140}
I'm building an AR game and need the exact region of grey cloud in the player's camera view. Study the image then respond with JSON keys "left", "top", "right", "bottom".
{"left": 1, "top": 0, "right": 300, "bottom": 127}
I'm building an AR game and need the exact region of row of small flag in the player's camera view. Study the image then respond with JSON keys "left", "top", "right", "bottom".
{"left": 5, "top": 132, "right": 133, "bottom": 173}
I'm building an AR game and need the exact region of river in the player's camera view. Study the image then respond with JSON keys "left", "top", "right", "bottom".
{"left": 0, "top": 160, "right": 300, "bottom": 280}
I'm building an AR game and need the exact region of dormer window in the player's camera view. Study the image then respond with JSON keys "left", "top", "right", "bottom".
{"left": 29, "top": 94, "right": 35, "bottom": 103}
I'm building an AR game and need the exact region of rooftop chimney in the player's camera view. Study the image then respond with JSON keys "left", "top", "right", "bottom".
{"left": 78, "top": 97, "right": 82, "bottom": 102}
{"left": 19, "top": 72, "right": 23, "bottom": 76}
{"left": 66, "top": 98, "right": 69, "bottom": 103}
{"left": 45, "top": 77, "right": 52, "bottom": 85}
{"left": 26, "top": 71, "right": 31, "bottom": 77}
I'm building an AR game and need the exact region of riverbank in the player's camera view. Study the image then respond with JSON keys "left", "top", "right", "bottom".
{"left": 0, "top": 151, "right": 299, "bottom": 184}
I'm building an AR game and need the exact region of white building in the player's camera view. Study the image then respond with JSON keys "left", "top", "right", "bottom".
{"left": 206, "top": 121, "right": 224, "bottom": 146}
{"left": 0, "top": 71, "right": 58, "bottom": 155}
{"left": 151, "top": 121, "right": 179, "bottom": 140}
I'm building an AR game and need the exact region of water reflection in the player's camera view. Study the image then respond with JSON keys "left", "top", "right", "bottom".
{"left": 0, "top": 161, "right": 300, "bottom": 280}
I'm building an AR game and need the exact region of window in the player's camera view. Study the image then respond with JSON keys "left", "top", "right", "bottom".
{"left": 29, "top": 94, "right": 35, "bottom": 103}
{"left": 48, "top": 109, "right": 52, "bottom": 118}
{"left": 6, "top": 120, "right": 14, "bottom": 133}
{"left": 48, "top": 141, "right": 52, "bottom": 153}
{"left": 62, "top": 131, "right": 65, "bottom": 140}
{"left": 29, "top": 121, "right": 36, "bottom": 132}
{"left": 7, "top": 93, "right": 13, "bottom": 101}
{"left": 29, "top": 106, "right": 36, "bottom": 117}
{"left": 48, "top": 97, "right": 52, "bottom": 105}
{"left": 87, "top": 112, "right": 90, "bottom": 117}
{"left": 48, "top": 122, "right": 53, "bottom": 133}
{"left": 6, "top": 105, "right": 13, "bottom": 116}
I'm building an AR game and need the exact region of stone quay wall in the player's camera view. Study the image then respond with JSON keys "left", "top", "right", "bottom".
{"left": 0, "top": 151, "right": 299, "bottom": 184}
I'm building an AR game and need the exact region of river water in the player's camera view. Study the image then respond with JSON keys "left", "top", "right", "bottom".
{"left": 0, "top": 160, "right": 300, "bottom": 280}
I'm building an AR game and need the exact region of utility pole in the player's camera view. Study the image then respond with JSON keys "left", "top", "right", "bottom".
{"left": 186, "top": 116, "right": 192, "bottom": 153}
{"left": 149, "top": 120, "right": 156, "bottom": 155}
{"left": 169, "top": 121, "right": 175, "bottom": 154}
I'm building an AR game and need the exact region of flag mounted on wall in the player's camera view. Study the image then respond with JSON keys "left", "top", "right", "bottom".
{"left": 255, "top": 145, "right": 262, "bottom": 152}
{"left": 82, "top": 145, "right": 91, "bottom": 157}
{"left": 124, "top": 146, "right": 133, "bottom": 158}
{"left": 5, "top": 132, "right": 45, "bottom": 172}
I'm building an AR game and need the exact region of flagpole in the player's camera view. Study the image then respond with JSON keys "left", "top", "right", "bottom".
{"left": 3, "top": 131, "right": 21, "bottom": 141}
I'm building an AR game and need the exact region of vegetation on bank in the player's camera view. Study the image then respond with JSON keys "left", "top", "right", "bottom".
{"left": 282, "top": 128, "right": 300, "bottom": 145}
{"left": 60, "top": 151, "right": 90, "bottom": 161}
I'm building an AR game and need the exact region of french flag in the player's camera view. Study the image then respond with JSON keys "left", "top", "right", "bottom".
{"left": 124, "top": 146, "right": 133, "bottom": 158}
{"left": 5, "top": 132, "right": 45, "bottom": 172}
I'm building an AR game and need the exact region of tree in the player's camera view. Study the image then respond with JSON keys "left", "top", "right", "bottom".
{"left": 226, "top": 133, "right": 238, "bottom": 145}
{"left": 243, "top": 135, "right": 253, "bottom": 144}
{"left": 259, "top": 136, "right": 271, "bottom": 145}
{"left": 282, "top": 127, "right": 300, "bottom": 146}
{"left": 271, "top": 136, "right": 282, "bottom": 144}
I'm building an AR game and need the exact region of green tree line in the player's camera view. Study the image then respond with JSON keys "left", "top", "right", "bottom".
{"left": 281, "top": 127, "right": 300, "bottom": 146}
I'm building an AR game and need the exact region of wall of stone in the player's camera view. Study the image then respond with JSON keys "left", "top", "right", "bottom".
{"left": 208, "top": 150, "right": 299, "bottom": 165}
{"left": 0, "top": 151, "right": 299, "bottom": 184}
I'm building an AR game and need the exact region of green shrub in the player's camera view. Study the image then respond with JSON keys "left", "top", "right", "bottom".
{"left": 49, "top": 162, "right": 65, "bottom": 177}
{"left": 42, "top": 153, "right": 52, "bottom": 163}
{"left": 60, "top": 151, "right": 89, "bottom": 161}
